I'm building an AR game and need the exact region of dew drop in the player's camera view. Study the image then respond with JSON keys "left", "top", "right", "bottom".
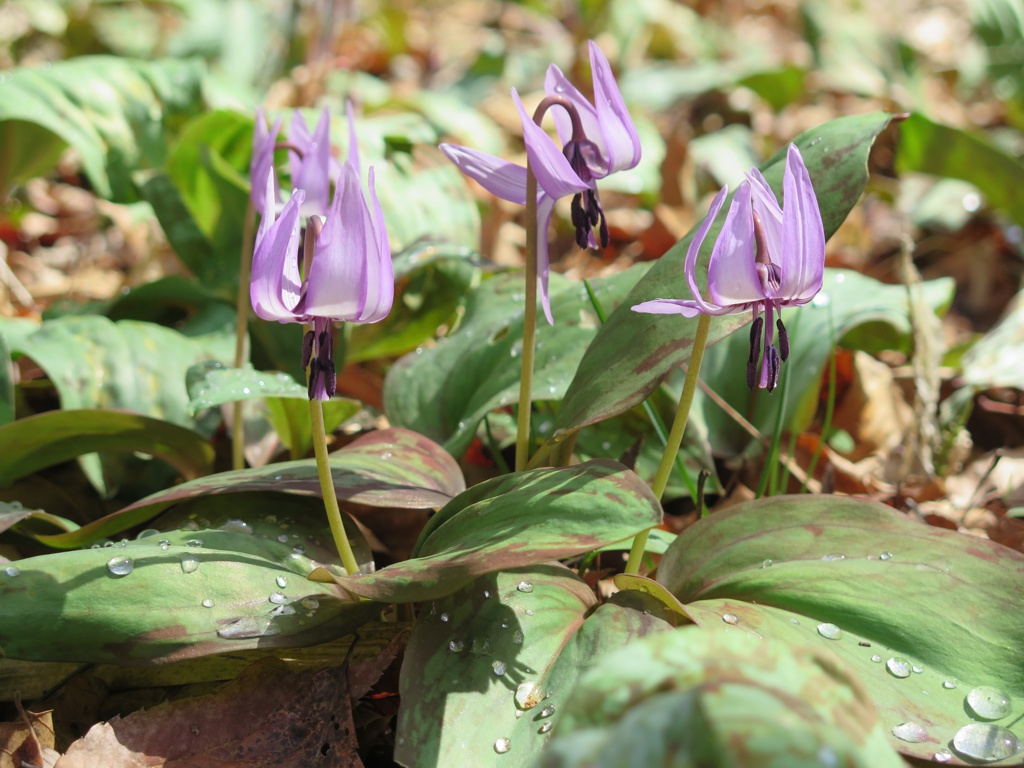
{"left": 722, "top": 613, "right": 739, "bottom": 625}
{"left": 886, "top": 657, "right": 911, "bottom": 678}
{"left": 300, "top": 597, "right": 319, "bottom": 610}
{"left": 517, "top": 581, "right": 534, "bottom": 593}
{"left": 483, "top": 590, "right": 491, "bottom": 598}
{"left": 540, "top": 722, "right": 553, "bottom": 733}
{"left": 516, "top": 682, "right": 541, "bottom": 709}
{"left": 512, "top": 629, "right": 524, "bottom": 645}
{"left": 891, "top": 722, "right": 929, "bottom": 743}
{"left": 440, "top": 612, "right": 449, "bottom": 622}
{"left": 932, "top": 751, "right": 953, "bottom": 763}
{"left": 912, "top": 664, "right": 924, "bottom": 674}
{"left": 880, "top": 552, "right": 893, "bottom": 560}
{"left": 789, "top": 618, "right": 800, "bottom": 625}
{"left": 186, "top": 538, "right": 204, "bottom": 548}
{"left": 201, "top": 598, "right": 214, "bottom": 608}
{"left": 952, "top": 723, "right": 1023, "bottom": 762}
{"left": 106, "top": 556, "right": 134, "bottom": 577}
{"left": 966, "top": 686, "right": 1013, "bottom": 720}
{"left": 816, "top": 623, "right": 843, "bottom": 640}
{"left": 180, "top": 556, "right": 199, "bottom": 573}
{"left": 277, "top": 534, "right": 289, "bottom": 543}
{"left": 525, "top": 609, "right": 534, "bottom": 616}
{"left": 871, "top": 655, "right": 882, "bottom": 663}
{"left": 540, "top": 705, "right": 556, "bottom": 718}
{"left": 493, "top": 660, "right": 507, "bottom": 676}
{"left": 136, "top": 528, "right": 160, "bottom": 539}
{"left": 269, "top": 592, "right": 288, "bottom": 604}
{"left": 761, "top": 559, "right": 774, "bottom": 568}
{"left": 158, "top": 539, "right": 170, "bottom": 551}
{"left": 821, "top": 553, "right": 846, "bottom": 561}
{"left": 276, "top": 576, "right": 288, "bottom": 589}
{"left": 4, "top": 566, "right": 20, "bottom": 578}
{"left": 494, "top": 737, "right": 511, "bottom": 754}
{"left": 449, "top": 640, "right": 464, "bottom": 653}
{"left": 217, "top": 616, "right": 279, "bottom": 639}
{"left": 943, "top": 677, "right": 958, "bottom": 690}
{"left": 221, "top": 519, "right": 254, "bottom": 535}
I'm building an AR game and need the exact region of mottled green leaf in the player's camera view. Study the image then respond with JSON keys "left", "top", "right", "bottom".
{"left": 336, "top": 460, "right": 661, "bottom": 603}
{"left": 384, "top": 266, "right": 649, "bottom": 457}
{"left": 555, "top": 112, "right": 896, "bottom": 438}
{"left": 35, "top": 428, "right": 463, "bottom": 548}
{"left": 542, "top": 628, "right": 904, "bottom": 768}
{"left": 0, "top": 410, "right": 213, "bottom": 490}
{"left": 0, "top": 56, "right": 206, "bottom": 200}
{"left": 396, "top": 566, "right": 675, "bottom": 768}
{"left": 658, "top": 495, "right": 1024, "bottom": 764}
{"left": 0, "top": 530, "right": 379, "bottom": 664}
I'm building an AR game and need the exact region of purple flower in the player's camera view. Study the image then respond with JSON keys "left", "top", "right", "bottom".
{"left": 288, "top": 109, "right": 344, "bottom": 218}
{"left": 439, "top": 40, "right": 641, "bottom": 324}
{"left": 251, "top": 108, "right": 282, "bottom": 216}
{"left": 250, "top": 104, "right": 394, "bottom": 400}
{"left": 632, "top": 145, "right": 825, "bottom": 392}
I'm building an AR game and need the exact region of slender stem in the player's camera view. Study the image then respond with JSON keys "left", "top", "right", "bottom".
{"left": 309, "top": 396, "right": 360, "bottom": 576}
{"left": 232, "top": 202, "right": 257, "bottom": 470}
{"left": 624, "top": 313, "right": 712, "bottom": 575}
{"left": 515, "top": 167, "right": 539, "bottom": 472}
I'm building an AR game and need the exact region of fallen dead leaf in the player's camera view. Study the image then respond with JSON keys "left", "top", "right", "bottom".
{"left": 55, "top": 659, "right": 362, "bottom": 768}
{"left": 0, "top": 708, "right": 55, "bottom": 768}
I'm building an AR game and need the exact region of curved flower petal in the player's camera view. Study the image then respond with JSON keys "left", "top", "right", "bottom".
{"left": 745, "top": 166, "right": 783, "bottom": 264}
{"left": 631, "top": 299, "right": 704, "bottom": 317}
{"left": 779, "top": 144, "right": 825, "bottom": 302}
{"left": 439, "top": 143, "right": 529, "bottom": 204}
{"left": 355, "top": 165, "right": 394, "bottom": 323}
{"left": 251, "top": 109, "right": 282, "bottom": 215}
{"left": 305, "top": 162, "right": 377, "bottom": 321}
{"left": 681, "top": 186, "right": 731, "bottom": 313}
{"left": 290, "top": 109, "right": 332, "bottom": 217}
{"left": 588, "top": 41, "right": 641, "bottom": 174}
{"left": 708, "top": 183, "right": 765, "bottom": 305}
{"left": 345, "top": 101, "right": 361, "bottom": 172}
{"left": 250, "top": 171, "right": 304, "bottom": 322}
{"left": 544, "top": 64, "right": 602, "bottom": 151}
{"left": 536, "top": 194, "right": 557, "bottom": 325}
{"left": 513, "top": 89, "right": 591, "bottom": 200}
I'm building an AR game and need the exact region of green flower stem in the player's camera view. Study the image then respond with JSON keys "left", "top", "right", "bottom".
{"left": 309, "top": 396, "right": 361, "bottom": 576}
{"left": 624, "top": 312, "right": 712, "bottom": 575}
{"left": 231, "top": 201, "right": 257, "bottom": 471}
{"left": 515, "top": 167, "right": 539, "bottom": 473}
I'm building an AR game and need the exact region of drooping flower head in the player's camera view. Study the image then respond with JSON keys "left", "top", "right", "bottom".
{"left": 250, "top": 103, "right": 394, "bottom": 400}
{"left": 632, "top": 144, "right": 825, "bottom": 392}
{"left": 440, "top": 40, "right": 641, "bottom": 324}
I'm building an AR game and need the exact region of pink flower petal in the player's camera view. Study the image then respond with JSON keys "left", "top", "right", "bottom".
{"left": 779, "top": 144, "right": 825, "bottom": 302}
{"left": 250, "top": 171, "right": 304, "bottom": 322}
{"left": 439, "top": 143, "right": 528, "bottom": 204}
{"left": 588, "top": 41, "right": 641, "bottom": 174}
{"left": 513, "top": 89, "right": 591, "bottom": 200}
{"left": 708, "top": 183, "right": 766, "bottom": 305}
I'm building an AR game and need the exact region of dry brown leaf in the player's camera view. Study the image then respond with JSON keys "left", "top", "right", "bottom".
{"left": 0, "top": 708, "right": 55, "bottom": 768}
{"left": 55, "top": 659, "right": 362, "bottom": 768}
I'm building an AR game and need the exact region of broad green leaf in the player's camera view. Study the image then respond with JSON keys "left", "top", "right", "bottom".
{"left": 0, "top": 500, "right": 77, "bottom": 537}
{"left": 104, "top": 276, "right": 235, "bottom": 336}
{"left": 346, "top": 255, "right": 479, "bottom": 364}
{"left": 0, "top": 316, "right": 233, "bottom": 426}
{"left": 554, "top": 112, "right": 896, "bottom": 439}
{"left": 334, "top": 460, "right": 661, "bottom": 603}
{"left": 897, "top": 113, "right": 1024, "bottom": 228}
{"left": 35, "top": 427, "right": 464, "bottom": 548}
{"left": 0, "top": 410, "right": 213, "bottom": 489}
{"left": 0, "top": 530, "right": 379, "bottom": 664}
{"left": 0, "top": 56, "right": 206, "bottom": 201}
{"left": 695, "top": 269, "right": 954, "bottom": 455}
{"left": 543, "top": 628, "right": 904, "bottom": 768}
{"left": 396, "top": 566, "right": 675, "bottom": 768}
{"left": 657, "top": 494, "right": 1024, "bottom": 764}
{"left": 384, "top": 266, "right": 650, "bottom": 457}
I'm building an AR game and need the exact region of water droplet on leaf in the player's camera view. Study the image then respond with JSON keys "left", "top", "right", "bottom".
{"left": 449, "top": 640, "right": 464, "bottom": 653}
{"left": 276, "top": 576, "right": 288, "bottom": 588}
{"left": 269, "top": 592, "right": 287, "bottom": 604}
{"left": 891, "top": 722, "right": 929, "bottom": 742}
{"left": 966, "top": 686, "right": 1013, "bottom": 720}
{"left": 871, "top": 655, "right": 882, "bottom": 663}
{"left": 932, "top": 751, "right": 953, "bottom": 763}
{"left": 180, "top": 557, "right": 199, "bottom": 574}
{"left": 943, "top": 677, "right": 958, "bottom": 689}
{"left": 493, "top": 660, "right": 507, "bottom": 676}
{"left": 494, "top": 737, "right": 511, "bottom": 754}
{"left": 540, "top": 705, "right": 556, "bottom": 718}
{"left": 952, "top": 723, "right": 1022, "bottom": 762}
{"left": 821, "top": 553, "right": 845, "bottom": 561}
{"left": 816, "top": 623, "right": 843, "bottom": 640}
{"left": 722, "top": 614, "right": 739, "bottom": 625}
{"left": 4, "top": 566, "right": 20, "bottom": 578}
{"left": 886, "top": 657, "right": 911, "bottom": 678}
{"left": 202, "top": 599, "right": 214, "bottom": 608}
{"left": 186, "top": 539, "right": 204, "bottom": 548}
{"left": 513, "top": 629, "right": 524, "bottom": 645}
{"left": 440, "top": 612, "right": 449, "bottom": 622}
{"left": 517, "top": 581, "right": 534, "bottom": 593}
{"left": 106, "top": 556, "right": 133, "bottom": 576}
{"left": 539, "top": 722, "right": 553, "bottom": 734}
